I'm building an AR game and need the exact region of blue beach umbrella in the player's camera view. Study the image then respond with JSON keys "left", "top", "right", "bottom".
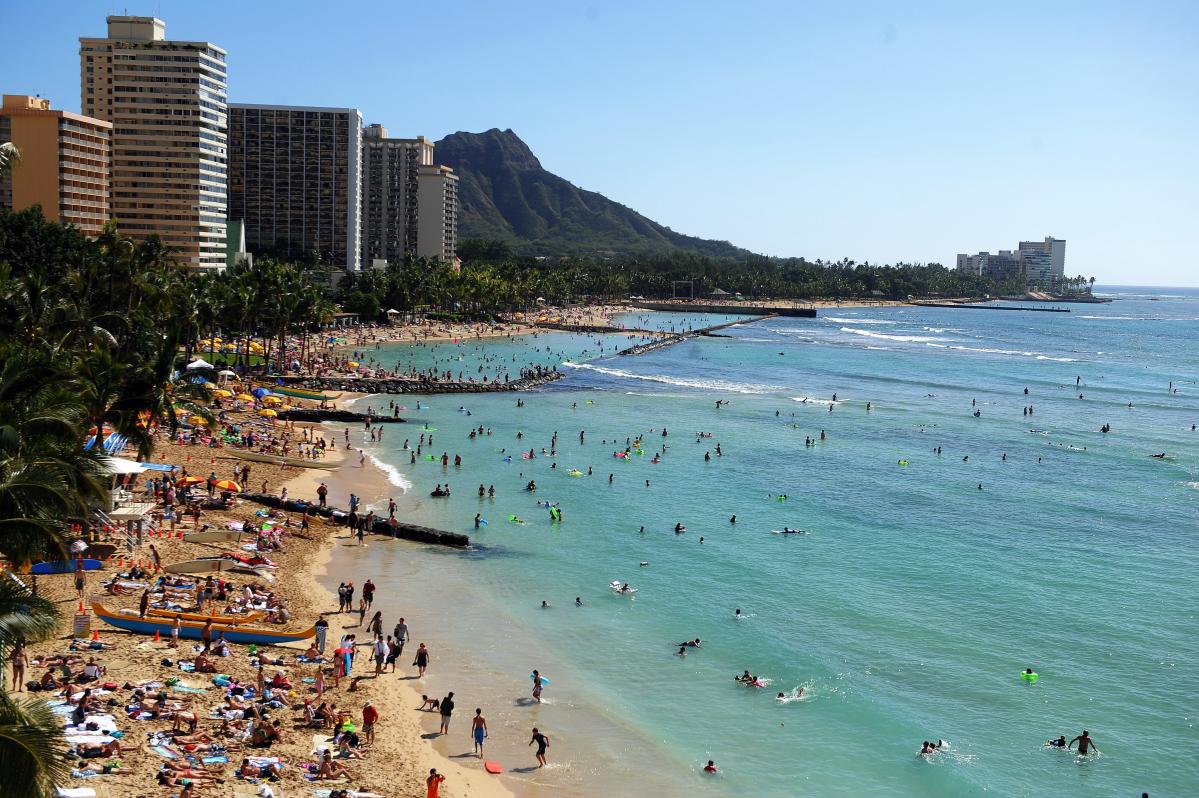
{"left": 251, "top": 387, "right": 271, "bottom": 398}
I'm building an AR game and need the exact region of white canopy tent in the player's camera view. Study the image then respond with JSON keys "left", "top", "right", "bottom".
{"left": 100, "top": 456, "right": 147, "bottom": 475}
{"left": 186, "top": 358, "right": 215, "bottom": 370}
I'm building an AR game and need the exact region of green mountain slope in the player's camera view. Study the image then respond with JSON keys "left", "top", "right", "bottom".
{"left": 433, "top": 129, "right": 749, "bottom": 258}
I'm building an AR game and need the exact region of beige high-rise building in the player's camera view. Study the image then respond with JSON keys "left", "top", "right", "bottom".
{"left": 416, "top": 163, "right": 458, "bottom": 263}
{"left": 0, "top": 95, "right": 111, "bottom": 235}
{"left": 360, "top": 124, "right": 433, "bottom": 268}
{"left": 79, "top": 16, "right": 228, "bottom": 270}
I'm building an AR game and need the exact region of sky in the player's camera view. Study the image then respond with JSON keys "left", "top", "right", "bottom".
{"left": 2, "top": 1, "right": 1196, "bottom": 285}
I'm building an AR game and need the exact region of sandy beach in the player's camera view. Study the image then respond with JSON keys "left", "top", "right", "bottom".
{"left": 25, "top": 394, "right": 514, "bottom": 798}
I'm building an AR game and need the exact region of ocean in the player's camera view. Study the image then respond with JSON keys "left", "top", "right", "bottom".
{"left": 320, "top": 287, "right": 1198, "bottom": 797}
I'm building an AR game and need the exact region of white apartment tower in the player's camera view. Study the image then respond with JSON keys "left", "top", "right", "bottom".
{"left": 360, "top": 124, "right": 432, "bottom": 268}
{"left": 80, "top": 16, "right": 228, "bottom": 270}
{"left": 417, "top": 163, "right": 459, "bottom": 263}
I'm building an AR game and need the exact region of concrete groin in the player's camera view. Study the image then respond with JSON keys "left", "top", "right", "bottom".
{"left": 618, "top": 315, "right": 776, "bottom": 356}
{"left": 272, "top": 372, "right": 564, "bottom": 395}
{"left": 630, "top": 301, "right": 816, "bottom": 317}
{"left": 238, "top": 493, "right": 470, "bottom": 548}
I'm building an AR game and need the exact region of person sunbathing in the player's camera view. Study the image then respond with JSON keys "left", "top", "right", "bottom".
{"left": 193, "top": 653, "right": 218, "bottom": 673}
{"left": 336, "top": 733, "right": 368, "bottom": 759}
{"left": 74, "top": 739, "right": 124, "bottom": 758}
{"left": 316, "top": 749, "right": 353, "bottom": 780}
{"left": 172, "top": 709, "right": 200, "bottom": 733}
{"left": 237, "top": 757, "right": 282, "bottom": 780}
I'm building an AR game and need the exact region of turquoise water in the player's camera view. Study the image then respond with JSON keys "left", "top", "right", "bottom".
{"left": 328, "top": 289, "right": 1198, "bottom": 797}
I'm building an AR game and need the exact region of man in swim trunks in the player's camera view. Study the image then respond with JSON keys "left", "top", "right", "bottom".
{"left": 471, "top": 708, "right": 488, "bottom": 756}
{"left": 529, "top": 727, "right": 549, "bottom": 767}
{"left": 1068, "top": 730, "right": 1099, "bottom": 755}
{"left": 703, "top": 760, "right": 718, "bottom": 773}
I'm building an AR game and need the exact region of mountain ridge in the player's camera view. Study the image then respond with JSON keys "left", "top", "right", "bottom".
{"left": 433, "top": 128, "right": 750, "bottom": 258}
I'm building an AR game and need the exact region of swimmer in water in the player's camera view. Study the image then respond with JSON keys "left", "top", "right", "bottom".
{"left": 1068, "top": 730, "right": 1099, "bottom": 756}
{"left": 540, "top": 601, "right": 550, "bottom": 609}
{"left": 1047, "top": 735, "right": 1067, "bottom": 748}
{"left": 918, "top": 740, "right": 944, "bottom": 756}
{"left": 734, "top": 608, "right": 742, "bottom": 619}
{"left": 676, "top": 645, "right": 687, "bottom": 657}
{"left": 735, "top": 670, "right": 754, "bottom": 684}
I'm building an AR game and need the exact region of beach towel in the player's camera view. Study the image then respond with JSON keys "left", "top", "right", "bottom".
{"left": 201, "top": 755, "right": 229, "bottom": 764}
{"left": 55, "top": 788, "right": 97, "bottom": 798}
{"left": 65, "top": 735, "right": 115, "bottom": 745}
{"left": 151, "top": 744, "right": 179, "bottom": 758}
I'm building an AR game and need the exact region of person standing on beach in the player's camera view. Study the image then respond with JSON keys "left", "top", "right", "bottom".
{"left": 317, "top": 482, "right": 328, "bottom": 508}
{"left": 372, "top": 634, "right": 387, "bottom": 676}
{"left": 471, "top": 708, "right": 488, "bottom": 757}
{"left": 393, "top": 618, "right": 409, "bottom": 658}
{"left": 425, "top": 768, "right": 445, "bottom": 798}
{"left": 529, "top": 727, "right": 549, "bottom": 767}
{"left": 344, "top": 582, "right": 355, "bottom": 613}
{"left": 438, "top": 691, "right": 454, "bottom": 734}
{"left": 362, "top": 701, "right": 379, "bottom": 746}
{"left": 315, "top": 616, "right": 329, "bottom": 653}
{"left": 362, "top": 579, "right": 376, "bottom": 609}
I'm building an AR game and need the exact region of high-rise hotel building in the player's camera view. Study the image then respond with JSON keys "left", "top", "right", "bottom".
{"left": 416, "top": 164, "right": 458, "bottom": 263}
{"left": 0, "top": 95, "right": 111, "bottom": 235}
{"left": 228, "top": 104, "right": 362, "bottom": 271}
{"left": 360, "top": 124, "right": 432, "bottom": 268}
{"left": 79, "top": 16, "right": 228, "bottom": 269}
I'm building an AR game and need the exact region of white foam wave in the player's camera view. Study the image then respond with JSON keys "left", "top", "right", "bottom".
{"left": 927, "top": 343, "right": 1076, "bottom": 362}
{"left": 841, "top": 327, "right": 951, "bottom": 343}
{"left": 1035, "top": 355, "right": 1077, "bottom": 362}
{"left": 562, "top": 362, "right": 776, "bottom": 394}
{"left": 365, "top": 452, "right": 412, "bottom": 492}
{"left": 823, "top": 317, "right": 898, "bottom": 325}
{"left": 791, "top": 396, "right": 844, "bottom": 405}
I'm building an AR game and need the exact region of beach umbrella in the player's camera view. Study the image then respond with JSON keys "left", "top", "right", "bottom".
{"left": 173, "top": 407, "right": 189, "bottom": 416}
{"left": 251, "top": 387, "right": 271, "bottom": 398}
{"left": 262, "top": 395, "right": 282, "bottom": 405}
{"left": 212, "top": 389, "right": 232, "bottom": 398}
{"left": 280, "top": 404, "right": 293, "bottom": 411}
{"left": 186, "top": 358, "right": 215, "bottom": 370}
{"left": 177, "top": 476, "right": 206, "bottom": 486}
{"left": 236, "top": 393, "right": 255, "bottom": 401}
{"left": 258, "top": 408, "right": 277, "bottom": 417}
{"left": 188, "top": 415, "right": 209, "bottom": 426}
{"left": 346, "top": 361, "right": 359, "bottom": 368}
{"left": 213, "top": 479, "right": 241, "bottom": 492}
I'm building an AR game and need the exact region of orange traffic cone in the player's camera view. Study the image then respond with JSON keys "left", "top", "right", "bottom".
{"left": 91, "top": 629, "right": 99, "bottom": 642}
{"left": 153, "top": 629, "right": 160, "bottom": 642}
{"left": 78, "top": 600, "right": 85, "bottom": 612}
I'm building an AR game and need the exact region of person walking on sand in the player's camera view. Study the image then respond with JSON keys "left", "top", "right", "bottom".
{"left": 393, "top": 617, "right": 409, "bottom": 658}
{"left": 529, "top": 727, "right": 549, "bottom": 767}
{"left": 471, "top": 708, "right": 488, "bottom": 757}
{"left": 426, "top": 768, "right": 445, "bottom": 798}
{"left": 413, "top": 642, "right": 430, "bottom": 677}
{"left": 438, "top": 691, "right": 455, "bottom": 735}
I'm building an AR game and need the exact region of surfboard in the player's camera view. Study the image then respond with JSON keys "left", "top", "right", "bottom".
{"left": 484, "top": 760, "right": 503, "bottom": 774}
{"left": 530, "top": 673, "right": 551, "bottom": 685}
{"left": 31, "top": 559, "right": 102, "bottom": 575}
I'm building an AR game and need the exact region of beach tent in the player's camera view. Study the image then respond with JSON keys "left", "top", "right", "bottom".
{"left": 709, "top": 288, "right": 732, "bottom": 297}
{"left": 186, "top": 358, "right": 215, "bottom": 370}
{"left": 99, "top": 456, "right": 147, "bottom": 475}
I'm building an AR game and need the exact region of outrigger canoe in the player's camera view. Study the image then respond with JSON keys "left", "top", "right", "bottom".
{"left": 92, "top": 602, "right": 313, "bottom": 645}
{"left": 253, "top": 384, "right": 341, "bottom": 402}
{"left": 144, "top": 607, "right": 266, "bottom": 625}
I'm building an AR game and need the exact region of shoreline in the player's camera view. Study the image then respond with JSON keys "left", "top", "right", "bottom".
{"left": 279, "top": 442, "right": 516, "bottom": 798}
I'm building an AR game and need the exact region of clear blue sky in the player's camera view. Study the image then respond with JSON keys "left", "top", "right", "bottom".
{"left": 3, "top": 1, "right": 1196, "bottom": 285}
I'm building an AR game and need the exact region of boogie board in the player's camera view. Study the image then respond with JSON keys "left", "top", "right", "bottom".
{"left": 530, "top": 673, "right": 551, "bottom": 685}
{"left": 484, "top": 760, "right": 504, "bottom": 774}
{"left": 31, "top": 559, "right": 102, "bottom": 575}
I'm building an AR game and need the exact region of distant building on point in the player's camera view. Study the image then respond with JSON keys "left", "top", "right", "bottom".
{"left": 0, "top": 94, "right": 111, "bottom": 236}
{"left": 956, "top": 236, "right": 1065, "bottom": 288}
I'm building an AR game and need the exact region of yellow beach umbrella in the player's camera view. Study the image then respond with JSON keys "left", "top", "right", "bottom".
{"left": 212, "top": 388, "right": 232, "bottom": 398}
{"left": 188, "top": 415, "right": 209, "bottom": 426}
{"left": 280, "top": 404, "right": 293, "bottom": 411}
{"left": 262, "top": 395, "right": 282, "bottom": 405}
{"left": 236, "top": 393, "right": 254, "bottom": 401}
{"left": 258, "top": 408, "right": 277, "bottom": 417}
{"left": 347, "top": 361, "right": 359, "bottom": 368}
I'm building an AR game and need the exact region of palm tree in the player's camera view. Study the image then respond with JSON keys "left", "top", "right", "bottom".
{"left": 0, "top": 575, "right": 74, "bottom": 798}
{"left": 0, "top": 142, "right": 19, "bottom": 177}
